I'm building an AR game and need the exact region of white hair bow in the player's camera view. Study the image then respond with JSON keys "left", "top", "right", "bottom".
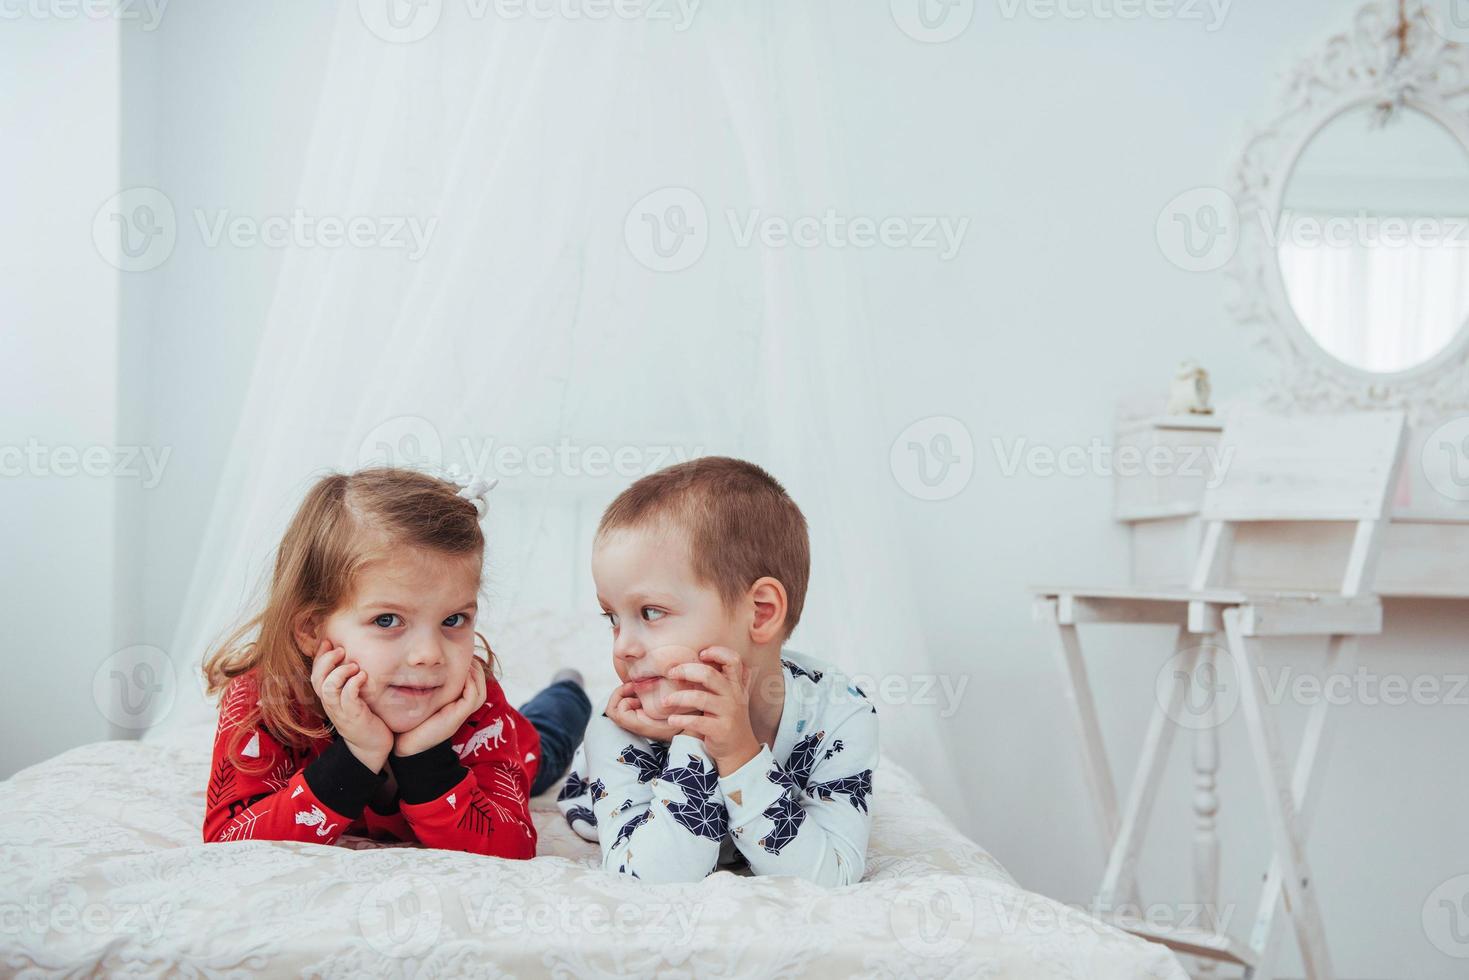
{"left": 447, "top": 469, "right": 499, "bottom": 519}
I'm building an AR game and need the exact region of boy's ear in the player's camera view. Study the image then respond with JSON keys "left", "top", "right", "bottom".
{"left": 747, "top": 577, "right": 789, "bottom": 645}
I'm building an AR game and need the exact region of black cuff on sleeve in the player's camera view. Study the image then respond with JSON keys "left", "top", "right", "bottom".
{"left": 302, "top": 735, "right": 384, "bottom": 819}
{"left": 391, "top": 739, "right": 468, "bottom": 805}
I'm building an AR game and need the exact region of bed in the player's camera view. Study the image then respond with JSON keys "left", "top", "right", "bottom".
{"left": 0, "top": 611, "right": 1187, "bottom": 977}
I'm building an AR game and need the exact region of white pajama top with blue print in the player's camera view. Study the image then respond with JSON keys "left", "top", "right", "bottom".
{"left": 556, "top": 652, "right": 878, "bottom": 886}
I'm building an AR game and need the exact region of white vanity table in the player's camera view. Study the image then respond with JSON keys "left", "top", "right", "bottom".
{"left": 1041, "top": 4, "right": 1469, "bottom": 978}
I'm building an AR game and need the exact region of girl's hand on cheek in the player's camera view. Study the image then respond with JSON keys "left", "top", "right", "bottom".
{"left": 605, "top": 683, "right": 682, "bottom": 743}
{"left": 311, "top": 640, "right": 394, "bottom": 774}
{"left": 393, "top": 659, "right": 488, "bottom": 758}
{"left": 665, "top": 647, "right": 761, "bottom": 776}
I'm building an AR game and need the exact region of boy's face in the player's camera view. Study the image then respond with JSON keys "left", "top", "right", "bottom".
{"left": 593, "top": 524, "right": 746, "bottom": 722}
{"left": 316, "top": 547, "right": 481, "bottom": 733}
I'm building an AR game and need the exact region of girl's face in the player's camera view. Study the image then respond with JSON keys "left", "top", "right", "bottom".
{"left": 316, "top": 547, "right": 482, "bottom": 733}
{"left": 593, "top": 524, "right": 747, "bottom": 722}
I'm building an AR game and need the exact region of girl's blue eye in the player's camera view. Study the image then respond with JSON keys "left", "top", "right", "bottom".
{"left": 601, "top": 611, "right": 618, "bottom": 630}
{"left": 642, "top": 607, "right": 665, "bottom": 622}
{"left": 443, "top": 613, "right": 467, "bottom": 628}
{"left": 374, "top": 614, "right": 402, "bottom": 629}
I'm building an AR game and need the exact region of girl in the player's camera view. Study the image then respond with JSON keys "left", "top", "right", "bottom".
{"left": 201, "top": 468, "right": 590, "bottom": 857}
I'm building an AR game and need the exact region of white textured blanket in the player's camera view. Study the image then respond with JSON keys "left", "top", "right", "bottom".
{"left": 0, "top": 721, "right": 1184, "bottom": 978}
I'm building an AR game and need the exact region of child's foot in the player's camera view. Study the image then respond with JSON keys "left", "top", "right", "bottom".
{"left": 552, "top": 667, "right": 584, "bottom": 688}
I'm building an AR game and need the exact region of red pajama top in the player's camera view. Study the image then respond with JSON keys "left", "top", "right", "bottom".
{"left": 203, "top": 670, "right": 540, "bottom": 858}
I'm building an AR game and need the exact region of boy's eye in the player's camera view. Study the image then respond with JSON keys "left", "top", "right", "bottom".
{"left": 600, "top": 610, "right": 618, "bottom": 629}
{"left": 641, "top": 607, "right": 665, "bottom": 622}
{"left": 373, "top": 614, "right": 402, "bottom": 629}
{"left": 443, "top": 613, "right": 468, "bottom": 628}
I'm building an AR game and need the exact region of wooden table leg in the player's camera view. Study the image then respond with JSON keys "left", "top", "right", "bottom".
{"left": 1224, "top": 610, "right": 1334, "bottom": 980}
{"left": 1193, "top": 639, "right": 1222, "bottom": 977}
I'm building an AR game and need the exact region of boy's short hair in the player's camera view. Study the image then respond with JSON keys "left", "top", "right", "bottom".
{"left": 597, "top": 456, "right": 810, "bottom": 638}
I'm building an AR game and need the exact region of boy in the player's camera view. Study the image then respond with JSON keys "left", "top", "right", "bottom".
{"left": 556, "top": 457, "right": 876, "bottom": 885}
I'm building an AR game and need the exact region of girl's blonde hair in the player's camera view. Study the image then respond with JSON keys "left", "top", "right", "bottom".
{"left": 203, "top": 467, "right": 492, "bottom": 772}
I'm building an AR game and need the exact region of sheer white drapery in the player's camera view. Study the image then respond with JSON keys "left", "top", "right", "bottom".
{"left": 1279, "top": 212, "right": 1469, "bottom": 372}
{"left": 155, "top": 2, "right": 960, "bottom": 815}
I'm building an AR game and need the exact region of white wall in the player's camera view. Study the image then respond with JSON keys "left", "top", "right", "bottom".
{"left": 0, "top": 16, "right": 119, "bottom": 776}
{"left": 8, "top": 2, "right": 1463, "bottom": 976}
{"left": 836, "top": 5, "right": 1469, "bottom": 977}
{"left": 117, "top": 0, "right": 342, "bottom": 665}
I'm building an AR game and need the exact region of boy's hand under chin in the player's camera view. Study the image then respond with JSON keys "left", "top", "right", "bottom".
{"left": 393, "top": 659, "right": 489, "bottom": 758}
{"left": 605, "top": 683, "right": 683, "bottom": 743}
{"left": 665, "top": 646, "right": 762, "bottom": 776}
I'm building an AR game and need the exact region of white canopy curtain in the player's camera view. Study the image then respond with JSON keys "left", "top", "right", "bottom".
{"left": 153, "top": 1, "right": 962, "bottom": 817}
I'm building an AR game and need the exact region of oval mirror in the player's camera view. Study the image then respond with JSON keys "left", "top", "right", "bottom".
{"left": 1276, "top": 104, "right": 1469, "bottom": 375}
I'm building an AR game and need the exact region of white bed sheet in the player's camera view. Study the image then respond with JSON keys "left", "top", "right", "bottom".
{"left": 0, "top": 719, "right": 1185, "bottom": 978}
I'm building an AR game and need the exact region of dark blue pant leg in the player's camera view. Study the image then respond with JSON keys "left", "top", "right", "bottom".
{"left": 519, "top": 680, "right": 592, "bottom": 797}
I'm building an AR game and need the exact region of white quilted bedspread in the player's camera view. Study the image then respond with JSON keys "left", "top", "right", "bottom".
{"left": 0, "top": 720, "right": 1186, "bottom": 978}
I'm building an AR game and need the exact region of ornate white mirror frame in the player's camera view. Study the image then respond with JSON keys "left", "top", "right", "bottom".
{"left": 1229, "top": 0, "right": 1469, "bottom": 422}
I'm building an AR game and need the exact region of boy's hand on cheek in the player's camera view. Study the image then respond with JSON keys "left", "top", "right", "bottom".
{"left": 311, "top": 640, "right": 394, "bottom": 774}
{"left": 605, "top": 683, "right": 682, "bottom": 742}
{"left": 665, "top": 647, "right": 761, "bottom": 777}
{"left": 394, "top": 659, "right": 488, "bottom": 758}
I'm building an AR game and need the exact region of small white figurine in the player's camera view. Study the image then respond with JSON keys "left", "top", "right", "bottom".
{"left": 1167, "top": 360, "right": 1213, "bottom": 415}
